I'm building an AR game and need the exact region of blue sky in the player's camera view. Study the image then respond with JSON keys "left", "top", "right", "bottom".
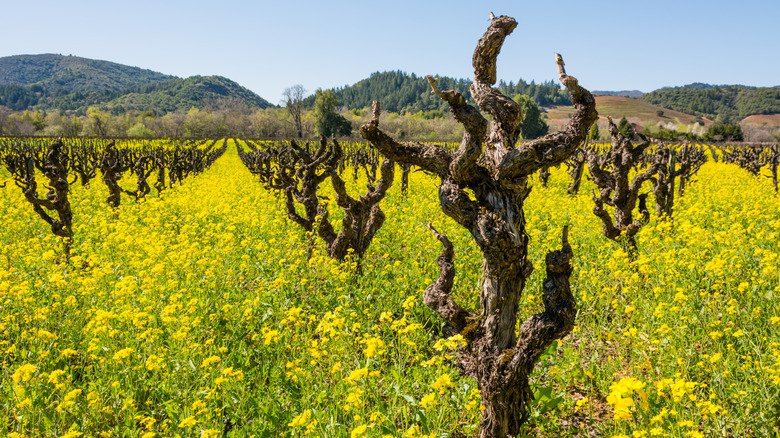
{"left": 2, "top": 0, "right": 778, "bottom": 104}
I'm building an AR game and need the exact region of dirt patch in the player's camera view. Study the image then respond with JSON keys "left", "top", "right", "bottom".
{"left": 742, "top": 114, "right": 780, "bottom": 125}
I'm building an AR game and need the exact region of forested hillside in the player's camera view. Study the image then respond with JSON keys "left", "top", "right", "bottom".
{"left": 639, "top": 83, "right": 780, "bottom": 122}
{"left": 320, "top": 71, "right": 571, "bottom": 113}
{"left": 0, "top": 54, "right": 174, "bottom": 111}
{"left": 99, "top": 75, "right": 273, "bottom": 114}
{"left": 0, "top": 54, "right": 174, "bottom": 91}
{"left": 0, "top": 54, "right": 272, "bottom": 114}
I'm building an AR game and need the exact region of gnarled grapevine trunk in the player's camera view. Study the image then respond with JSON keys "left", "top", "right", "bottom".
{"left": 651, "top": 144, "right": 707, "bottom": 218}
{"left": 282, "top": 138, "right": 342, "bottom": 234}
{"left": 317, "top": 158, "right": 394, "bottom": 264}
{"left": 360, "top": 14, "right": 597, "bottom": 437}
{"left": 766, "top": 144, "right": 780, "bottom": 194}
{"left": 566, "top": 145, "right": 587, "bottom": 196}
{"left": 240, "top": 137, "right": 393, "bottom": 266}
{"left": 14, "top": 138, "right": 74, "bottom": 256}
{"left": 99, "top": 141, "right": 130, "bottom": 208}
{"left": 586, "top": 118, "right": 659, "bottom": 257}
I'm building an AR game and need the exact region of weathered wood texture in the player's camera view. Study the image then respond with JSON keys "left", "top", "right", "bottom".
{"left": 586, "top": 117, "right": 659, "bottom": 256}
{"left": 361, "top": 14, "right": 597, "bottom": 437}
{"left": 14, "top": 138, "right": 74, "bottom": 254}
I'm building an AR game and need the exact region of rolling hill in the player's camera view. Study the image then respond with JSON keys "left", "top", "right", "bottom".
{"left": 0, "top": 54, "right": 174, "bottom": 92}
{"left": 101, "top": 75, "right": 274, "bottom": 114}
{"left": 545, "top": 95, "right": 713, "bottom": 138}
{"left": 638, "top": 83, "right": 780, "bottom": 123}
{"left": 547, "top": 95, "right": 706, "bottom": 125}
{"left": 0, "top": 54, "right": 273, "bottom": 114}
{"left": 327, "top": 74, "right": 777, "bottom": 134}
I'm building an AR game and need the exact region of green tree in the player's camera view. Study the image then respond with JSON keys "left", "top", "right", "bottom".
{"left": 86, "top": 106, "right": 111, "bottom": 137}
{"left": 617, "top": 116, "right": 635, "bottom": 140}
{"left": 588, "top": 122, "right": 600, "bottom": 140}
{"left": 127, "top": 122, "right": 154, "bottom": 138}
{"left": 30, "top": 111, "right": 47, "bottom": 132}
{"left": 512, "top": 94, "right": 548, "bottom": 140}
{"left": 314, "top": 89, "right": 351, "bottom": 138}
{"left": 184, "top": 107, "right": 213, "bottom": 138}
{"left": 64, "top": 115, "right": 83, "bottom": 137}
{"left": 703, "top": 123, "right": 744, "bottom": 141}
{"left": 0, "top": 107, "right": 10, "bottom": 135}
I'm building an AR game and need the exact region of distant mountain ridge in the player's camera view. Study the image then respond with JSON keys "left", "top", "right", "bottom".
{"left": 655, "top": 82, "right": 723, "bottom": 92}
{"left": 593, "top": 90, "right": 644, "bottom": 98}
{"left": 0, "top": 53, "right": 175, "bottom": 91}
{"left": 0, "top": 54, "right": 273, "bottom": 114}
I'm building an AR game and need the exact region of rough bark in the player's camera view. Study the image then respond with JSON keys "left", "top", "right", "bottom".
{"left": 240, "top": 137, "right": 393, "bottom": 266}
{"left": 14, "top": 138, "right": 73, "bottom": 254}
{"left": 538, "top": 166, "right": 551, "bottom": 187}
{"left": 99, "top": 141, "right": 131, "bottom": 208}
{"left": 650, "top": 145, "right": 675, "bottom": 218}
{"left": 721, "top": 144, "right": 763, "bottom": 176}
{"left": 283, "top": 137, "right": 342, "bottom": 233}
{"left": 760, "top": 143, "right": 779, "bottom": 194}
{"left": 154, "top": 156, "right": 167, "bottom": 196}
{"left": 71, "top": 145, "right": 99, "bottom": 187}
{"left": 122, "top": 155, "right": 154, "bottom": 201}
{"left": 586, "top": 117, "right": 660, "bottom": 257}
{"left": 566, "top": 146, "right": 587, "bottom": 196}
{"left": 399, "top": 162, "right": 411, "bottom": 195}
{"left": 318, "top": 157, "right": 394, "bottom": 263}
{"left": 650, "top": 144, "right": 706, "bottom": 218}
{"left": 360, "top": 13, "right": 597, "bottom": 437}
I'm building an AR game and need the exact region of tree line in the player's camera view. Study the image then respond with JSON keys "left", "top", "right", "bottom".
{"left": 318, "top": 71, "right": 571, "bottom": 114}
{"left": 0, "top": 104, "right": 465, "bottom": 141}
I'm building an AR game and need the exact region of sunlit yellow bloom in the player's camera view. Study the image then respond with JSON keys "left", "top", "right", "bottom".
{"left": 202, "top": 355, "right": 221, "bottom": 368}
{"left": 363, "top": 336, "right": 386, "bottom": 358}
{"left": 178, "top": 416, "right": 197, "bottom": 428}
{"left": 112, "top": 347, "right": 134, "bottom": 361}
{"left": 420, "top": 392, "right": 437, "bottom": 408}
{"left": 431, "top": 374, "right": 453, "bottom": 394}
{"left": 12, "top": 363, "right": 37, "bottom": 382}
{"left": 350, "top": 424, "right": 367, "bottom": 438}
{"left": 344, "top": 367, "right": 369, "bottom": 384}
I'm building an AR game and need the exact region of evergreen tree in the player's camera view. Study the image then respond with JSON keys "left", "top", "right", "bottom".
{"left": 703, "top": 123, "right": 744, "bottom": 141}
{"left": 513, "top": 94, "right": 548, "bottom": 140}
{"left": 617, "top": 116, "right": 635, "bottom": 140}
{"left": 589, "top": 122, "right": 600, "bottom": 140}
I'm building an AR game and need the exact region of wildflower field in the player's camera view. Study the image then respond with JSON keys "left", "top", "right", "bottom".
{"left": 1, "top": 139, "right": 779, "bottom": 437}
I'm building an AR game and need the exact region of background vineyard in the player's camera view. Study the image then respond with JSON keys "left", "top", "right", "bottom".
{"left": 1, "top": 138, "right": 779, "bottom": 437}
